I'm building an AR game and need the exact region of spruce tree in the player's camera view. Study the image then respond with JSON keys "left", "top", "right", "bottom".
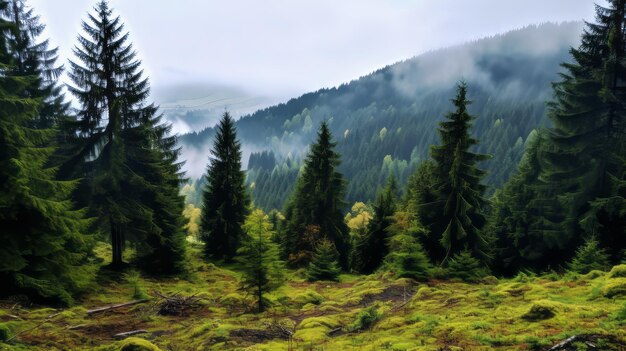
{"left": 3, "top": 0, "right": 68, "bottom": 128}
{"left": 427, "top": 82, "right": 491, "bottom": 264}
{"left": 284, "top": 122, "right": 350, "bottom": 268}
{"left": 201, "top": 112, "right": 250, "bottom": 260}
{"left": 353, "top": 176, "right": 398, "bottom": 274}
{"left": 61, "top": 0, "right": 186, "bottom": 271}
{"left": 383, "top": 212, "right": 431, "bottom": 281}
{"left": 0, "top": 0, "right": 94, "bottom": 304}
{"left": 307, "top": 239, "right": 341, "bottom": 282}
{"left": 236, "top": 209, "right": 285, "bottom": 313}
{"left": 540, "top": 0, "right": 626, "bottom": 263}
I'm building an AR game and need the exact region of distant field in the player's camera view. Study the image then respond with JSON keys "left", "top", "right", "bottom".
{"left": 1, "top": 245, "right": 625, "bottom": 351}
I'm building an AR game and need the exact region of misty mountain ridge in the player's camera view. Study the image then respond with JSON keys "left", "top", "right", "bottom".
{"left": 179, "top": 22, "right": 583, "bottom": 209}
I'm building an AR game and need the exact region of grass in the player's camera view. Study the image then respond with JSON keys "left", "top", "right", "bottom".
{"left": 0, "top": 245, "right": 625, "bottom": 350}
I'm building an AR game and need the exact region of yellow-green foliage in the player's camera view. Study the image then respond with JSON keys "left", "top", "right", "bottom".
{"left": 609, "top": 265, "right": 626, "bottom": 279}
{"left": 0, "top": 322, "right": 10, "bottom": 341}
{"left": 118, "top": 337, "right": 162, "bottom": 351}
{"left": 3, "top": 250, "right": 626, "bottom": 351}
{"left": 603, "top": 278, "right": 626, "bottom": 297}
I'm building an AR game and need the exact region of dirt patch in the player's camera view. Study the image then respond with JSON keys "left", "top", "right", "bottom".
{"left": 78, "top": 319, "right": 147, "bottom": 340}
{"left": 360, "top": 285, "right": 415, "bottom": 306}
{"left": 229, "top": 327, "right": 290, "bottom": 343}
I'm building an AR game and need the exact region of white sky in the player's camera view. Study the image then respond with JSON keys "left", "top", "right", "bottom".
{"left": 28, "top": 0, "right": 595, "bottom": 100}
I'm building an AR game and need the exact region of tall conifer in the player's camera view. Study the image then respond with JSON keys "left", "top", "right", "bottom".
{"left": 201, "top": 112, "right": 250, "bottom": 260}
{"left": 284, "top": 122, "right": 350, "bottom": 268}
{"left": 428, "top": 82, "right": 491, "bottom": 264}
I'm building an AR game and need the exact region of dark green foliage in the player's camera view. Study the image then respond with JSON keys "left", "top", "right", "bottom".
{"left": 236, "top": 209, "right": 285, "bottom": 313}
{"left": 284, "top": 122, "right": 350, "bottom": 268}
{"left": 348, "top": 306, "right": 381, "bottom": 332}
{"left": 3, "top": 0, "right": 68, "bottom": 129}
{"left": 0, "top": 323, "right": 9, "bottom": 342}
{"left": 0, "top": 0, "right": 94, "bottom": 304}
{"left": 426, "top": 82, "right": 491, "bottom": 264}
{"left": 569, "top": 237, "right": 610, "bottom": 274}
{"left": 446, "top": 250, "right": 489, "bottom": 282}
{"left": 307, "top": 239, "right": 341, "bottom": 282}
{"left": 352, "top": 177, "right": 398, "bottom": 274}
{"left": 538, "top": 0, "right": 626, "bottom": 264}
{"left": 60, "top": 1, "right": 186, "bottom": 272}
{"left": 384, "top": 212, "right": 431, "bottom": 281}
{"left": 201, "top": 112, "right": 250, "bottom": 260}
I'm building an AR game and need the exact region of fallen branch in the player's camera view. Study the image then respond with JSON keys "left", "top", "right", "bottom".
{"left": 113, "top": 329, "right": 148, "bottom": 339}
{"left": 86, "top": 299, "right": 148, "bottom": 315}
{"left": 67, "top": 324, "right": 88, "bottom": 330}
{"left": 7, "top": 311, "right": 61, "bottom": 342}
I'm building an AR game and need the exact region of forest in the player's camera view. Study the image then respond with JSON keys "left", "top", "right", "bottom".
{"left": 0, "top": 0, "right": 625, "bottom": 350}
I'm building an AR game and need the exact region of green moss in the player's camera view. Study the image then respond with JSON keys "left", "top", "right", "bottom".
{"left": 292, "top": 289, "right": 324, "bottom": 305}
{"left": 521, "top": 300, "right": 558, "bottom": 321}
{"left": 118, "top": 337, "right": 162, "bottom": 351}
{"left": 608, "top": 265, "right": 626, "bottom": 279}
{"left": 603, "top": 278, "right": 626, "bottom": 297}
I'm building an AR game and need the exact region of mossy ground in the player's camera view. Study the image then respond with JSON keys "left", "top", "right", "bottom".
{"left": 1, "top": 247, "right": 625, "bottom": 351}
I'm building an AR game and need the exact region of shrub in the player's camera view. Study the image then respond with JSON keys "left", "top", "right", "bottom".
{"left": 569, "top": 237, "right": 610, "bottom": 274}
{"left": 348, "top": 306, "right": 381, "bottom": 331}
{"left": 0, "top": 323, "right": 10, "bottom": 342}
{"left": 446, "top": 250, "right": 489, "bottom": 282}
{"left": 124, "top": 271, "right": 148, "bottom": 300}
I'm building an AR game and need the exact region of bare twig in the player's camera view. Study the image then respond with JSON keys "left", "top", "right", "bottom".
{"left": 86, "top": 299, "right": 148, "bottom": 315}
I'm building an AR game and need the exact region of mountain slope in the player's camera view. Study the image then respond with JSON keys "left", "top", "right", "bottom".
{"left": 180, "top": 22, "right": 583, "bottom": 210}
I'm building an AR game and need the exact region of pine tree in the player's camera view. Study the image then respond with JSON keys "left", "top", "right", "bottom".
{"left": 60, "top": 1, "right": 186, "bottom": 271}
{"left": 0, "top": 0, "right": 94, "bottom": 304}
{"left": 427, "top": 82, "right": 491, "bottom": 264}
{"left": 236, "top": 209, "right": 285, "bottom": 313}
{"left": 2, "top": 0, "right": 68, "bottom": 128}
{"left": 383, "top": 212, "right": 431, "bottom": 281}
{"left": 201, "top": 112, "right": 250, "bottom": 260}
{"left": 353, "top": 176, "right": 398, "bottom": 274}
{"left": 540, "top": 0, "right": 626, "bottom": 263}
{"left": 284, "top": 122, "right": 350, "bottom": 268}
{"left": 307, "top": 239, "right": 341, "bottom": 282}
{"left": 569, "top": 237, "right": 610, "bottom": 274}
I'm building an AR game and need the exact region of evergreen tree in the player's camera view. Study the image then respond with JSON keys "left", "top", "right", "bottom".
{"left": 569, "top": 237, "right": 610, "bottom": 274}
{"left": 284, "top": 122, "right": 350, "bottom": 268}
{"left": 201, "top": 112, "right": 250, "bottom": 260}
{"left": 307, "top": 239, "right": 341, "bottom": 282}
{"left": 60, "top": 1, "right": 186, "bottom": 271}
{"left": 427, "top": 82, "right": 491, "bottom": 264}
{"left": 0, "top": 0, "right": 94, "bottom": 304}
{"left": 540, "top": 0, "right": 626, "bottom": 263}
{"left": 236, "top": 209, "right": 285, "bottom": 313}
{"left": 384, "top": 212, "right": 431, "bottom": 281}
{"left": 3, "top": 0, "right": 68, "bottom": 128}
{"left": 353, "top": 176, "right": 398, "bottom": 274}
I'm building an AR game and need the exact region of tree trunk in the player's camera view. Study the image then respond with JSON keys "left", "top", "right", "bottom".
{"left": 111, "top": 220, "right": 123, "bottom": 268}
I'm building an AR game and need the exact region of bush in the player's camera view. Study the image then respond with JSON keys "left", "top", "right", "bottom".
{"left": 307, "top": 240, "right": 341, "bottom": 282}
{"left": 348, "top": 306, "right": 381, "bottom": 331}
{"left": 124, "top": 271, "right": 148, "bottom": 300}
{"left": 446, "top": 250, "right": 489, "bottom": 282}
{"left": 0, "top": 323, "right": 10, "bottom": 342}
{"left": 569, "top": 237, "right": 610, "bottom": 274}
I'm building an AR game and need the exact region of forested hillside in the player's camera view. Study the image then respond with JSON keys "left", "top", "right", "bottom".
{"left": 181, "top": 22, "right": 583, "bottom": 209}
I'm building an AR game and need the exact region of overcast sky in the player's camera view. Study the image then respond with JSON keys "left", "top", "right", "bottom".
{"left": 29, "top": 0, "right": 595, "bottom": 100}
